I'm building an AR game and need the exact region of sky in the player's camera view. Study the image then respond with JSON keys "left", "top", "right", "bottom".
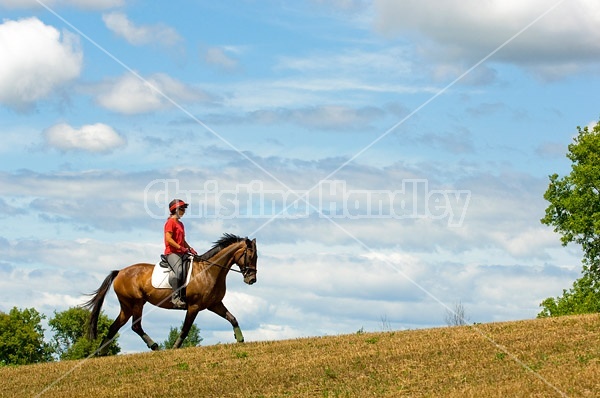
{"left": 1, "top": 0, "right": 599, "bottom": 354}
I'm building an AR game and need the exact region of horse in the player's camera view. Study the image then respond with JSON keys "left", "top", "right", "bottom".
{"left": 83, "top": 233, "right": 258, "bottom": 353}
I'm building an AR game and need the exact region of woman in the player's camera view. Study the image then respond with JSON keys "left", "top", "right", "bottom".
{"left": 164, "top": 199, "right": 197, "bottom": 308}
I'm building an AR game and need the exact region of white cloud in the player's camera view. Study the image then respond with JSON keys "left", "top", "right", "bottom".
{"left": 373, "top": 0, "right": 600, "bottom": 79}
{"left": 0, "top": 17, "right": 83, "bottom": 110}
{"left": 95, "top": 73, "right": 212, "bottom": 114}
{"left": 43, "top": 122, "right": 126, "bottom": 153}
{"left": 102, "top": 12, "right": 182, "bottom": 47}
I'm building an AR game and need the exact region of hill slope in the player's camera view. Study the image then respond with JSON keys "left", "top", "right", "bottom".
{"left": 1, "top": 315, "right": 599, "bottom": 397}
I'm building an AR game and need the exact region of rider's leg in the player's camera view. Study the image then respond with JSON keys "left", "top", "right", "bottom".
{"left": 166, "top": 253, "right": 186, "bottom": 308}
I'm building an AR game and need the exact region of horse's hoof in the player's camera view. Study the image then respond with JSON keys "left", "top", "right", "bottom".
{"left": 150, "top": 343, "right": 159, "bottom": 351}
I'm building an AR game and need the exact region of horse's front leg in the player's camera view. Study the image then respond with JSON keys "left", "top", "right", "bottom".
{"left": 173, "top": 307, "right": 200, "bottom": 349}
{"left": 208, "top": 301, "right": 244, "bottom": 343}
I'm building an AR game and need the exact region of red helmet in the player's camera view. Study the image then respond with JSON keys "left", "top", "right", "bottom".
{"left": 169, "top": 199, "right": 189, "bottom": 213}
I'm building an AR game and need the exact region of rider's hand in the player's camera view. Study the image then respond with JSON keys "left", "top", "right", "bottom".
{"left": 189, "top": 247, "right": 198, "bottom": 255}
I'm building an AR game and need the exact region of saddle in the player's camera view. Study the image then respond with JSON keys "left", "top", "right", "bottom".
{"left": 151, "top": 254, "right": 194, "bottom": 289}
{"left": 159, "top": 254, "right": 169, "bottom": 268}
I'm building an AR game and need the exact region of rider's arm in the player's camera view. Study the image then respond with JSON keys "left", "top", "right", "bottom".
{"left": 165, "top": 231, "right": 184, "bottom": 251}
{"left": 183, "top": 239, "right": 196, "bottom": 254}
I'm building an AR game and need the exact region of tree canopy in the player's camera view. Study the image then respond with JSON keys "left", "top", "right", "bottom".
{"left": 49, "top": 307, "right": 120, "bottom": 360}
{"left": 0, "top": 307, "right": 54, "bottom": 366}
{"left": 541, "top": 119, "right": 600, "bottom": 272}
{"left": 539, "top": 119, "right": 600, "bottom": 317}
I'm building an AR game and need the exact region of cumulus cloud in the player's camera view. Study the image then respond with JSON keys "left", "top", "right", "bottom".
{"left": 102, "top": 12, "right": 182, "bottom": 47}
{"left": 0, "top": 17, "right": 83, "bottom": 111}
{"left": 43, "top": 122, "right": 126, "bottom": 153}
{"left": 373, "top": 0, "right": 600, "bottom": 79}
{"left": 95, "top": 73, "right": 212, "bottom": 114}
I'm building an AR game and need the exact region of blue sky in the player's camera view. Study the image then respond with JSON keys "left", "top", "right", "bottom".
{"left": 1, "top": 0, "right": 599, "bottom": 354}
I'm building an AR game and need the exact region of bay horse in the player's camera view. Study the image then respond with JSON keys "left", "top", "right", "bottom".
{"left": 84, "top": 233, "right": 258, "bottom": 353}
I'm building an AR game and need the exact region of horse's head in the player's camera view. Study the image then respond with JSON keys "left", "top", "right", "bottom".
{"left": 235, "top": 238, "right": 257, "bottom": 285}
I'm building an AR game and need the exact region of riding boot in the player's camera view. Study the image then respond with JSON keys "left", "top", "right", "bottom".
{"left": 169, "top": 277, "right": 187, "bottom": 309}
{"left": 179, "top": 259, "right": 189, "bottom": 303}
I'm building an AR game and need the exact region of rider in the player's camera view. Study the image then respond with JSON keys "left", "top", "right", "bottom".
{"left": 164, "top": 199, "right": 197, "bottom": 308}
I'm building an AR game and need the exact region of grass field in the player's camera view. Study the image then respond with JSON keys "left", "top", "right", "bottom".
{"left": 1, "top": 314, "right": 599, "bottom": 397}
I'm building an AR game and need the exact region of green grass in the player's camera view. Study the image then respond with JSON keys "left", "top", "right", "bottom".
{"left": 1, "top": 314, "right": 599, "bottom": 397}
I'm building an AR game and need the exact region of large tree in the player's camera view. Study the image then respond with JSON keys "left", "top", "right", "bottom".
{"left": 49, "top": 307, "right": 120, "bottom": 360}
{"left": 539, "top": 119, "right": 600, "bottom": 317}
{"left": 0, "top": 307, "right": 54, "bottom": 365}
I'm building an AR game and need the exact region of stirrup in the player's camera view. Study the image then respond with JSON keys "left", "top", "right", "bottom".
{"left": 171, "top": 296, "right": 187, "bottom": 309}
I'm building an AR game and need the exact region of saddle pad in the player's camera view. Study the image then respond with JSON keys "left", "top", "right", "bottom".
{"left": 151, "top": 262, "right": 193, "bottom": 289}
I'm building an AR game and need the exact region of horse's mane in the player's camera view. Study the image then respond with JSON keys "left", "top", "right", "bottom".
{"left": 196, "top": 233, "right": 245, "bottom": 261}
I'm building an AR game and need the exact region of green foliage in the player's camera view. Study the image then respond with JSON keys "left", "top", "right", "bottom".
{"left": 538, "top": 264, "right": 600, "bottom": 317}
{"left": 541, "top": 119, "right": 600, "bottom": 272}
{"left": 48, "top": 307, "right": 120, "bottom": 360}
{"left": 159, "top": 322, "right": 203, "bottom": 349}
{"left": 540, "top": 119, "right": 600, "bottom": 316}
{"left": 0, "top": 307, "right": 54, "bottom": 366}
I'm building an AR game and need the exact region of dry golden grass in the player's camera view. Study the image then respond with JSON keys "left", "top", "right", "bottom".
{"left": 1, "top": 314, "right": 599, "bottom": 397}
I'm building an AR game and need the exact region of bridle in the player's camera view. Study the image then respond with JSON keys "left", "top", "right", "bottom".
{"left": 234, "top": 245, "right": 256, "bottom": 278}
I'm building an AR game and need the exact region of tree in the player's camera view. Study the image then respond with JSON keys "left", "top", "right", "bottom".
{"left": 540, "top": 119, "right": 600, "bottom": 316}
{"left": 541, "top": 120, "right": 600, "bottom": 272}
{"left": 160, "top": 322, "right": 203, "bottom": 349}
{"left": 444, "top": 301, "right": 469, "bottom": 326}
{"left": 48, "top": 307, "right": 120, "bottom": 360}
{"left": 538, "top": 265, "right": 600, "bottom": 317}
{"left": 0, "top": 307, "right": 54, "bottom": 366}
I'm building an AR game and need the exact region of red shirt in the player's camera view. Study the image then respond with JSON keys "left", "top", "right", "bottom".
{"left": 164, "top": 217, "right": 186, "bottom": 254}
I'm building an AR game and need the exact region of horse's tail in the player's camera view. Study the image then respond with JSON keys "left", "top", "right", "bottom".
{"left": 83, "top": 270, "right": 119, "bottom": 340}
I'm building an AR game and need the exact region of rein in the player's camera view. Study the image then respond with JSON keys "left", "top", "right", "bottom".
{"left": 193, "top": 246, "right": 249, "bottom": 275}
{"left": 198, "top": 257, "right": 243, "bottom": 274}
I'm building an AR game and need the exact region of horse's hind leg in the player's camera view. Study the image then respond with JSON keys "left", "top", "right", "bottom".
{"left": 131, "top": 302, "right": 159, "bottom": 351}
{"left": 208, "top": 301, "right": 244, "bottom": 343}
{"left": 98, "top": 307, "right": 131, "bottom": 356}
